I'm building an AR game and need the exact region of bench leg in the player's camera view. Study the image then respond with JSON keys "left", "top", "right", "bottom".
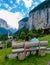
{"left": 38, "top": 50, "right": 46, "bottom": 56}
{"left": 24, "top": 51, "right": 30, "bottom": 57}
{"left": 36, "top": 50, "right": 39, "bottom": 55}
{"left": 31, "top": 51, "right": 36, "bottom": 55}
{"left": 17, "top": 52, "right": 26, "bottom": 60}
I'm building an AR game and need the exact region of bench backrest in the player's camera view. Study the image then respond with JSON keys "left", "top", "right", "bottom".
{"left": 24, "top": 41, "right": 48, "bottom": 48}
{"left": 12, "top": 42, "right": 24, "bottom": 48}
{"left": 12, "top": 41, "right": 48, "bottom": 48}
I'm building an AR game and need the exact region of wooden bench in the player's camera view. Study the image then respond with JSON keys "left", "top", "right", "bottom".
{"left": 24, "top": 41, "right": 48, "bottom": 56}
{"left": 12, "top": 41, "right": 48, "bottom": 60}
{"left": 0, "top": 45, "right": 3, "bottom": 49}
{"left": 12, "top": 41, "right": 25, "bottom": 60}
{"left": 12, "top": 42, "right": 24, "bottom": 49}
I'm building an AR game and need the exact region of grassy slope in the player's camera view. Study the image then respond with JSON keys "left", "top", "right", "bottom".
{"left": 0, "top": 34, "right": 50, "bottom": 65}
{"left": 39, "top": 34, "right": 50, "bottom": 47}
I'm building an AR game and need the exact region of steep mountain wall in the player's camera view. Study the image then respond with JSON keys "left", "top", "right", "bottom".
{"left": 28, "top": 0, "right": 50, "bottom": 30}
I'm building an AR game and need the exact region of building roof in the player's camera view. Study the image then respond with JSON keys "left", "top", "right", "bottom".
{"left": 19, "top": 17, "right": 28, "bottom": 23}
{"left": 30, "top": 0, "right": 50, "bottom": 14}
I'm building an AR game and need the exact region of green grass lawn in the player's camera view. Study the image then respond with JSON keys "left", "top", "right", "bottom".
{"left": 0, "top": 34, "right": 50, "bottom": 65}
{"left": 39, "top": 34, "right": 50, "bottom": 47}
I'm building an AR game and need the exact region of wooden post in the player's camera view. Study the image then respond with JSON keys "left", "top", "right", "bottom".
{"left": 18, "top": 52, "right": 25, "bottom": 60}
{"left": 5, "top": 41, "right": 7, "bottom": 57}
{"left": 24, "top": 41, "right": 26, "bottom": 57}
{"left": 38, "top": 42, "right": 46, "bottom": 56}
{"left": 38, "top": 42, "right": 40, "bottom": 56}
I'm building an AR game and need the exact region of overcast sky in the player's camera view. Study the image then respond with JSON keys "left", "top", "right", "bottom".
{"left": 0, "top": 0, "right": 45, "bottom": 29}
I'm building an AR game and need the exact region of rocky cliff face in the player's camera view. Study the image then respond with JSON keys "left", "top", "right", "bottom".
{"left": 28, "top": 0, "right": 50, "bottom": 30}
{"left": 0, "top": 18, "right": 8, "bottom": 29}
{"left": 19, "top": 17, "right": 28, "bottom": 29}
{"left": 0, "top": 18, "right": 16, "bottom": 35}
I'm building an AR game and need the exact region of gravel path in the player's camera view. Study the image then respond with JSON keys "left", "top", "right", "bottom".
{"left": 12, "top": 40, "right": 17, "bottom": 45}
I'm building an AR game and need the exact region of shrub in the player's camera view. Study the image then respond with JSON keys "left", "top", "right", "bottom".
{"left": 5, "top": 55, "right": 8, "bottom": 60}
{"left": 19, "top": 31, "right": 25, "bottom": 39}
{"left": 1, "top": 41, "right": 6, "bottom": 44}
{"left": 0, "top": 34, "right": 8, "bottom": 41}
{"left": 7, "top": 40, "right": 12, "bottom": 48}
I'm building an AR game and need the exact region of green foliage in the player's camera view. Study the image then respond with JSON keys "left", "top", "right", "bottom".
{"left": 7, "top": 40, "right": 12, "bottom": 48}
{"left": 1, "top": 41, "right": 6, "bottom": 44}
{"left": 14, "top": 27, "right": 29, "bottom": 40}
{"left": 5, "top": 55, "right": 8, "bottom": 60}
{"left": 0, "top": 34, "right": 8, "bottom": 41}
{"left": 28, "top": 31, "right": 33, "bottom": 39}
{"left": 14, "top": 28, "right": 44, "bottom": 40}
{"left": 19, "top": 31, "right": 25, "bottom": 39}
{"left": 37, "top": 29, "right": 44, "bottom": 37}
{"left": 0, "top": 35, "right": 50, "bottom": 65}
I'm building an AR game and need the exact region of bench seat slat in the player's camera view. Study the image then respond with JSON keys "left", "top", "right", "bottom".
{"left": 25, "top": 47, "right": 46, "bottom": 51}
{"left": 12, "top": 47, "right": 46, "bottom": 53}
{"left": 12, "top": 48, "right": 24, "bottom": 53}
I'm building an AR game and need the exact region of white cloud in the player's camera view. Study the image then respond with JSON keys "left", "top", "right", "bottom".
{"left": 3, "top": 3, "right": 9, "bottom": 8}
{"left": 0, "top": 0, "right": 3, "bottom": 2}
{"left": 16, "top": 0, "right": 20, "bottom": 4}
{"left": 34, "top": 2, "right": 39, "bottom": 7}
{"left": 0, "top": 3, "right": 2, "bottom": 7}
{"left": 3, "top": 3, "right": 17, "bottom": 11}
{"left": 23, "top": 0, "right": 33, "bottom": 8}
{"left": 23, "top": 12, "right": 25, "bottom": 16}
{"left": 8, "top": 6, "right": 12, "bottom": 11}
{"left": 40, "top": 0, "right": 45, "bottom": 2}
{"left": 3, "top": 3, "right": 13, "bottom": 11}
{"left": 13, "top": 4, "right": 17, "bottom": 8}
{"left": 31, "top": 6, "right": 34, "bottom": 10}
{"left": 0, "top": 10, "right": 23, "bottom": 29}
{"left": 10, "top": 0, "right": 13, "bottom": 4}
{"left": 15, "top": 12, "right": 24, "bottom": 21}
{"left": 21, "top": 3, "right": 23, "bottom": 6}
{"left": 21, "top": 10, "right": 26, "bottom": 16}
{"left": 3, "top": 4, "right": 17, "bottom": 11}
